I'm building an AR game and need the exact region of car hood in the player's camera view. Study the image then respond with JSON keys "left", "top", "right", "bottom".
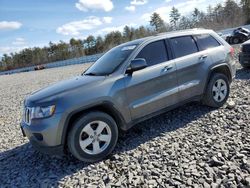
{"left": 26, "top": 75, "right": 105, "bottom": 104}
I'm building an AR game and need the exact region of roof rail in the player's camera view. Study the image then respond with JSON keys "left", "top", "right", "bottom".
{"left": 155, "top": 28, "right": 207, "bottom": 36}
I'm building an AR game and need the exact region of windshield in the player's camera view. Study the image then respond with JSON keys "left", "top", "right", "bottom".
{"left": 84, "top": 45, "right": 137, "bottom": 76}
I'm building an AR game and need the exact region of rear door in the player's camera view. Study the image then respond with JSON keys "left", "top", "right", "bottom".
{"left": 124, "top": 40, "right": 178, "bottom": 120}
{"left": 169, "top": 36, "right": 211, "bottom": 101}
{"left": 194, "top": 34, "right": 225, "bottom": 90}
{"left": 195, "top": 34, "right": 224, "bottom": 67}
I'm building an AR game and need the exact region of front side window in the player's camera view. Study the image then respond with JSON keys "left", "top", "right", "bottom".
{"left": 170, "top": 36, "right": 198, "bottom": 58}
{"left": 136, "top": 40, "right": 168, "bottom": 66}
{"left": 195, "top": 34, "right": 221, "bottom": 51}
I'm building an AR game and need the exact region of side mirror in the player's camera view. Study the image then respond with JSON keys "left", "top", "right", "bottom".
{"left": 126, "top": 58, "right": 147, "bottom": 74}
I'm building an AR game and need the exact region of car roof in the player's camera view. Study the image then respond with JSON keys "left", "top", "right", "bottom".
{"left": 155, "top": 28, "right": 213, "bottom": 38}
{"left": 120, "top": 28, "right": 213, "bottom": 47}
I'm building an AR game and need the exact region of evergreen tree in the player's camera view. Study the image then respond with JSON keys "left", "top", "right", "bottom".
{"left": 170, "top": 7, "right": 181, "bottom": 30}
{"left": 241, "top": 0, "right": 250, "bottom": 23}
{"left": 123, "top": 26, "right": 133, "bottom": 41}
{"left": 192, "top": 8, "right": 201, "bottom": 27}
{"left": 150, "top": 12, "right": 166, "bottom": 33}
{"left": 95, "top": 36, "right": 104, "bottom": 53}
{"left": 179, "top": 16, "right": 193, "bottom": 30}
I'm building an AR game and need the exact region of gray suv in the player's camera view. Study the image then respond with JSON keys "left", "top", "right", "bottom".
{"left": 21, "top": 29, "right": 236, "bottom": 162}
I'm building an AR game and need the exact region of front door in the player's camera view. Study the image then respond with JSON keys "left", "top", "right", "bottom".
{"left": 124, "top": 40, "right": 178, "bottom": 120}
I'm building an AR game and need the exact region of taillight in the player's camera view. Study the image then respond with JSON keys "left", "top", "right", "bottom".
{"left": 230, "top": 47, "right": 234, "bottom": 57}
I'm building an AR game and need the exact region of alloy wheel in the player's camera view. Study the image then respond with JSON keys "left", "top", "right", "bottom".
{"left": 212, "top": 79, "right": 228, "bottom": 102}
{"left": 79, "top": 121, "right": 112, "bottom": 155}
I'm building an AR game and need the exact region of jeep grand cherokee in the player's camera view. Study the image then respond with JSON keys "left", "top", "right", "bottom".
{"left": 21, "top": 29, "right": 236, "bottom": 162}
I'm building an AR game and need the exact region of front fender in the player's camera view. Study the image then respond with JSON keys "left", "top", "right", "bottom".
{"left": 57, "top": 100, "right": 128, "bottom": 148}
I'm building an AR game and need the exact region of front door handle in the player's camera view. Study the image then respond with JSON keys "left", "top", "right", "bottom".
{"left": 163, "top": 65, "right": 173, "bottom": 72}
{"left": 199, "top": 55, "right": 208, "bottom": 60}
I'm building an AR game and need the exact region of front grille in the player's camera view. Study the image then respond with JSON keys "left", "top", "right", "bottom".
{"left": 23, "top": 107, "right": 31, "bottom": 125}
{"left": 241, "top": 54, "right": 250, "bottom": 59}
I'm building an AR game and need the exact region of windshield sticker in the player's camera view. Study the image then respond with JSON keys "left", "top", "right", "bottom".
{"left": 121, "top": 45, "right": 137, "bottom": 51}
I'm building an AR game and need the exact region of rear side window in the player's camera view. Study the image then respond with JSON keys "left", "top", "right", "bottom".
{"left": 170, "top": 36, "right": 198, "bottom": 58}
{"left": 195, "top": 34, "right": 221, "bottom": 51}
{"left": 136, "top": 40, "right": 168, "bottom": 66}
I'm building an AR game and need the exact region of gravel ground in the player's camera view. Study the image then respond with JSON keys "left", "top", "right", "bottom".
{"left": 0, "top": 46, "right": 250, "bottom": 188}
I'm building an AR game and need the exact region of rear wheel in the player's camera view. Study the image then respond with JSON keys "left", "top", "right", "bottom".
{"left": 203, "top": 73, "right": 230, "bottom": 108}
{"left": 228, "top": 37, "right": 233, "bottom": 44}
{"left": 67, "top": 111, "right": 118, "bottom": 162}
{"left": 233, "top": 37, "right": 240, "bottom": 44}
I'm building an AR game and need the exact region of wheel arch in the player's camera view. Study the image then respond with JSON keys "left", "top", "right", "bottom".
{"left": 61, "top": 101, "right": 127, "bottom": 148}
{"left": 204, "top": 64, "right": 232, "bottom": 93}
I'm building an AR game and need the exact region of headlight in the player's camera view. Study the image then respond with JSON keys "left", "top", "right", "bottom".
{"left": 30, "top": 105, "right": 56, "bottom": 119}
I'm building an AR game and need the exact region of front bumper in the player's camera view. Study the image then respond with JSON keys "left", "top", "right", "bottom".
{"left": 20, "top": 113, "right": 65, "bottom": 155}
{"left": 239, "top": 52, "right": 250, "bottom": 66}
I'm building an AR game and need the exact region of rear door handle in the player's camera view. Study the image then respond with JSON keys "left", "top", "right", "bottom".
{"left": 163, "top": 65, "right": 173, "bottom": 72}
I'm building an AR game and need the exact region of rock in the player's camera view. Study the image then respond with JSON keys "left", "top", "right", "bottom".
{"left": 236, "top": 153, "right": 246, "bottom": 159}
{"left": 226, "top": 100, "right": 236, "bottom": 109}
{"left": 198, "top": 178, "right": 205, "bottom": 184}
{"left": 205, "top": 166, "right": 215, "bottom": 177}
{"left": 186, "top": 178, "right": 192, "bottom": 186}
{"left": 244, "top": 177, "right": 250, "bottom": 186}
{"left": 228, "top": 173, "right": 235, "bottom": 180}
{"left": 242, "top": 158, "right": 249, "bottom": 166}
{"left": 203, "top": 181, "right": 210, "bottom": 188}
{"left": 209, "top": 156, "right": 224, "bottom": 167}
{"left": 148, "top": 179, "right": 157, "bottom": 186}
{"left": 211, "top": 182, "right": 219, "bottom": 188}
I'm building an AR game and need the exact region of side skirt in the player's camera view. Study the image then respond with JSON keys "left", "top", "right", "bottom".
{"left": 123, "top": 95, "right": 203, "bottom": 131}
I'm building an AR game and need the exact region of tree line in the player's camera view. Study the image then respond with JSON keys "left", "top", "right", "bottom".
{"left": 0, "top": 0, "right": 249, "bottom": 71}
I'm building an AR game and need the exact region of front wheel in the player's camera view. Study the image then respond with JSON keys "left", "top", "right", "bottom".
{"left": 67, "top": 111, "right": 118, "bottom": 162}
{"left": 203, "top": 73, "right": 230, "bottom": 108}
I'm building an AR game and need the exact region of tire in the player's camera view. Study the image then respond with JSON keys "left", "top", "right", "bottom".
{"left": 242, "top": 37, "right": 247, "bottom": 43}
{"left": 233, "top": 37, "right": 239, "bottom": 44}
{"left": 67, "top": 111, "right": 118, "bottom": 162}
{"left": 229, "top": 37, "right": 233, "bottom": 44}
{"left": 203, "top": 73, "right": 230, "bottom": 108}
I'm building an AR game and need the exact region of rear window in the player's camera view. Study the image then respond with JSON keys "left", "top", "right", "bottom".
{"left": 170, "top": 36, "right": 198, "bottom": 58}
{"left": 195, "top": 34, "right": 221, "bottom": 51}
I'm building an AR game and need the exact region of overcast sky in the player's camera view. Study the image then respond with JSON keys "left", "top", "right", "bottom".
{"left": 0, "top": 0, "right": 226, "bottom": 56}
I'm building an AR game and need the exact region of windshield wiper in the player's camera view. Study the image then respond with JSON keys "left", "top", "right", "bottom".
{"left": 84, "top": 72, "right": 97, "bottom": 76}
{"left": 84, "top": 72, "right": 106, "bottom": 76}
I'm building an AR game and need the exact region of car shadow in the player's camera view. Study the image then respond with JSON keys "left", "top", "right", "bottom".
{"left": 0, "top": 102, "right": 214, "bottom": 187}
{"left": 116, "top": 102, "right": 213, "bottom": 153}
{"left": 0, "top": 142, "right": 88, "bottom": 187}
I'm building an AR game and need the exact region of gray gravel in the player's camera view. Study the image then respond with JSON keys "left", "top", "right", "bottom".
{"left": 0, "top": 47, "right": 250, "bottom": 188}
